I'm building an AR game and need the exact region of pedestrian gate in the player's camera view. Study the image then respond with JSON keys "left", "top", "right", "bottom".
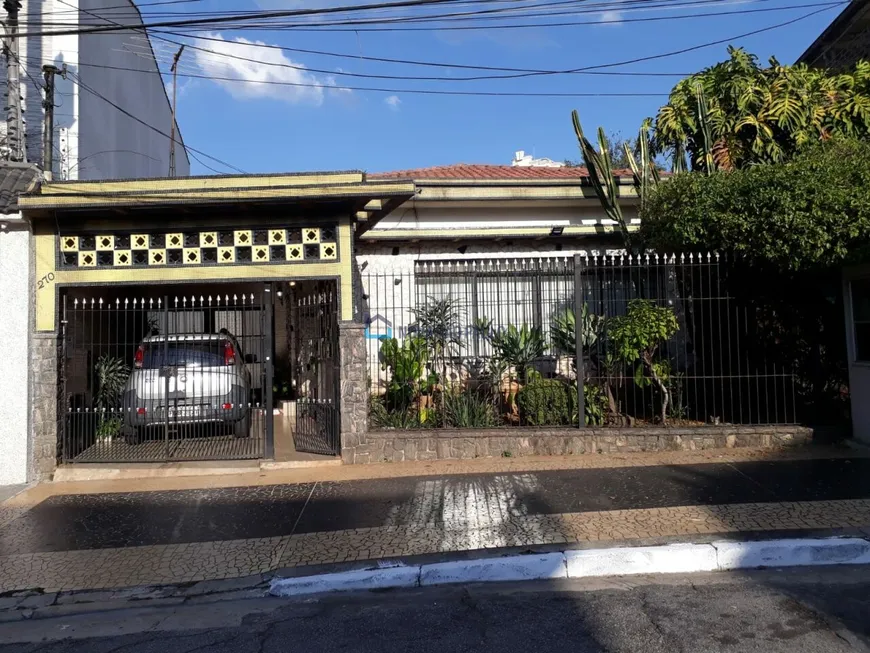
{"left": 293, "top": 282, "right": 340, "bottom": 456}
{"left": 59, "top": 291, "right": 273, "bottom": 463}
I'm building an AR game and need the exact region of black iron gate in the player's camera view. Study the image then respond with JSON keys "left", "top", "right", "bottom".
{"left": 60, "top": 289, "right": 273, "bottom": 463}
{"left": 293, "top": 281, "right": 340, "bottom": 455}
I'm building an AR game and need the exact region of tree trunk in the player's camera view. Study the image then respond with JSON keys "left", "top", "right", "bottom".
{"left": 644, "top": 353, "right": 670, "bottom": 424}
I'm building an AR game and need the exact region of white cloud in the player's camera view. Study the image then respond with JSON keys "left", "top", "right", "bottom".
{"left": 599, "top": 9, "right": 624, "bottom": 24}
{"left": 384, "top": 95, "right": 401, "bottom": 111}
{"left": 192, "top": 32, "right": 349, "bottom": 105}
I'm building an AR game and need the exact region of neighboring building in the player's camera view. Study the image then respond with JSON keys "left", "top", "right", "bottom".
{"left": 844, "top": 266, "right": 870, "bottom": 444}
{"left": 361, "top": 163, "right": 637, "bottom": 273}
{"left": 0, "top": 162, "right": 41, "bottom": 486}
{"left": 359, "top": 163, "right": 637, "bottom": 392}
{"left": 797, "top": 0, "right": 870, "bottom": 69}
{"left": 12, "top": 0, "right": 189, "bottom": 178}
{"left": 510, "top": 150, "right": 565, "bottom": 168}
{"left": 0, "top": 0, "right": 187, "bottom": 486}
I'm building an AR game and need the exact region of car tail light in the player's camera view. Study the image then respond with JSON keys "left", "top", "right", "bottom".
{"left": 223, "top": 341, "right": 236, "bottom": 365}
{"left": 134, "top": 345, "right": 145, "bottom": 369}
{"left": 222, "top": 403, "right": 233, "bottom": 410}
{"left": 136, "top": 407, "right": 146, "bottom": 415}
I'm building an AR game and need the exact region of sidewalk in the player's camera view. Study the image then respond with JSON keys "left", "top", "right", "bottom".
{"left": 2, "top": 446, "right": 869, "bottom": 593}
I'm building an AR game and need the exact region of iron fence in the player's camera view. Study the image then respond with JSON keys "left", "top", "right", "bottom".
{"left": 60, "top": 291, "right": 272, "bottom": 463}
{"left": 360, "top": 254, "right": 797, "bottom": 430}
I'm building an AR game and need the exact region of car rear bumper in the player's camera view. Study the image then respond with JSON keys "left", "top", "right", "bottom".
{"left": 122, "top": 385, "right": 250, "bottom": 428}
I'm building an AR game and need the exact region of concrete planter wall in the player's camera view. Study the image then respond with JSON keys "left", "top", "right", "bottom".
{"left": 341, "top": 425, "right": 814, "bottom": 464}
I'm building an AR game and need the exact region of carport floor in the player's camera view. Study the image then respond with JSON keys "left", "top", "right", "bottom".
{"left": 72, "top": 435, "right": 264, "bottom": 463}
{"left": 272, "top": 414, "right": 337, "bottom": 464}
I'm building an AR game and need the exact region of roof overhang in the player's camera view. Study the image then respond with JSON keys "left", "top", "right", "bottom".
{"left": 408, "top": 180, "right": 638, "bottom": 203}
{"left": 19, "top": 171, "right": 415, "bottom": 231}
{"left": 797, "top": 0, "right": 870, "bottom": 66}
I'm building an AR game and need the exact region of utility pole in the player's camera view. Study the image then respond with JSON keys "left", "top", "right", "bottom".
{"left": 168, "top": 44, "right": 185, "bottom": 177}
{"left": 42, "top": 65, "right": 61, "bottom": 179}
{"left": 3, "top": 0, "right": 23, "bottom": 162}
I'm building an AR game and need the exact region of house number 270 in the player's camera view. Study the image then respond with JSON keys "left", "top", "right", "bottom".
{"left": 36, "top": 273, "right": 55, "bottom": 290}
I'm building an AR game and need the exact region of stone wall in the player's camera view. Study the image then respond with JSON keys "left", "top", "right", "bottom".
{"left": 338, "top": 321, "right": 368, "bottom": 460}
{"left": 30, "top": 333, "right": 59, "bottom": 481}
{"left": 342, "top": 425, "right": 814, "bottom": 464}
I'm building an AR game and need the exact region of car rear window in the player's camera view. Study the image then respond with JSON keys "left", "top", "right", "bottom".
{"left": 140, "top": 341, "right": 228, "bottom": 368}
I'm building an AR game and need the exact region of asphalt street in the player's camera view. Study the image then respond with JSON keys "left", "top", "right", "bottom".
{"left": 2, "top": 565, "right": 869, "bottom": 652}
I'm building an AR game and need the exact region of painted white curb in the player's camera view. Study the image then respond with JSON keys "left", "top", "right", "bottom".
{"left": 566, "top": 543, "right": 718, "bottom": 578}
{"left": 713, "top": 538, "right": 870, "bottom": 570}
{"left": 270, "top": 565, "right": 420, "bottom": 597}
{"left": 420, "top": 553, "right": 567, "bottom": 586}
{"left": 268, "top": 537, "right": 870, "bottom": 597}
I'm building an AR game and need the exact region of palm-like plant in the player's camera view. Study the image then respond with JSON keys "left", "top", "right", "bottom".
{"left": 94, "top": 355, "right": 129, "bottom": 411}
{"left": 572, "top": 110, "right": 632, "bottom": 248}
{"left": 550, "top": 304, "right": 603, "bottom": 355}
{"left": 654, "top": 47, "right": 870, "bottom": 172}
{"left": 410, "top": 296, "right": 463, "bottom": 385}
{"left": 474, "top": 319, "right": 545, "bottom": 382}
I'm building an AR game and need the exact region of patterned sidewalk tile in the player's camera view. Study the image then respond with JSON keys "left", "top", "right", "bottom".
{"left": 276, "top": 499, "right": 870, "bottom": 568}
{"left": 2, "top": 499, "right": 870, "bottom": 593}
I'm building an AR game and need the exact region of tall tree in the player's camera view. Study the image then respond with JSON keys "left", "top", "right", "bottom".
{"left": 654, "top": 47, "right": 870, "bottom": 172}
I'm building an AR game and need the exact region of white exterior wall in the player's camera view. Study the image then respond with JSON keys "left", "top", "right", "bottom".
{"left": 374, "top": 203, "right": 639, "bottom": 234}
{"left": 0, "top": 217, "right": 30, "bottom": 485}
{"left": 358, "top": 201, "right": 629, "bottom": 392}
{"left": 18, "top": 0, "right": 188, "bottom": 179}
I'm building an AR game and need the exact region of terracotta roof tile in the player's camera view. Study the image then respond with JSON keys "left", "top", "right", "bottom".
{"left": 369, "top": 164, "right": 634, "bottom": 181}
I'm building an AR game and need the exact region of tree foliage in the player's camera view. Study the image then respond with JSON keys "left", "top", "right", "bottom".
{"left": 606, "top": 300, "right": 679, "bottom": 423}
{"left": 640, "top": 139, "right": 870, "bottom": 271}
{"left": 654, "top": 47, "right": 870, "bottom": 172}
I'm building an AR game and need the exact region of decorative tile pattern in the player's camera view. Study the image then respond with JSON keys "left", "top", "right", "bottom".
{"left": 58, "top": 226, "right": 339, "bottom": 268}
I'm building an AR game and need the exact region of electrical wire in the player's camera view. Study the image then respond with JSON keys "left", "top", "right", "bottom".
{"left": 13, "top": 0, "right": 510, "bottom": 38}
{"left": 128, "top": 1, "right": 838, "bottom": 76}
{"left": 149, "top": 4, "right": 842, "bottom": 84}
{"left": 29, "top": 3, "right": 838, "bottom": 98}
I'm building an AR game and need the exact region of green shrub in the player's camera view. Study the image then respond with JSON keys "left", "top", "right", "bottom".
{"left": 443, "top": 390, "right": 499, "bottom": 428}
{"left": 583, "top": 383, "right": 608, "bottom": 426}
{"left": 518, "top": 378, "right": 573, "bottom": 426}
{"left": 369, "top": 396, "right": 424, "bottom": 429}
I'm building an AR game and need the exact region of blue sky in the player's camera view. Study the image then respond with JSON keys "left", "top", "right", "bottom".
{"left": 150, "top": 0, "right": 844, "bottom": 175}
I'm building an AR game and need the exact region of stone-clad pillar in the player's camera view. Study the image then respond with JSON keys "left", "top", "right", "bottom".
{"left": 338, "top": 321, "right": 367, "bottom": 462}
{"left": 30, "top": 333, "right": 58, "bottom": 480}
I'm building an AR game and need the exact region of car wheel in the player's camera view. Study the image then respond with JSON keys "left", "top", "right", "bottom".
{"left": 233, "top": 414, "right": 251, "bottom": 439}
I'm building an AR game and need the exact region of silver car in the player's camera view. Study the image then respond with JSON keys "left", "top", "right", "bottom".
{"left": 121, "top": 331, "right": 253, "bottom": 443}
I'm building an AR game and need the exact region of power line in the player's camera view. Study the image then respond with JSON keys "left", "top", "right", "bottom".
{"left": 124, "top": 32, "right": 690, "bottom": 77}
{"left": 67, "top": 72, "right": 245, "bottom": 174}
{"left": 136, "top": 1, "right": 836, "bottom": 76}
{"left": 29, "top": 3, "right": 838, "bottom": 96}
{"left": 12, "top": 0, "right": 496, "bottom": 38}
{"left": 144, "top": 0, "right": 812, "bottom": 31}
{"left": 39, "top": 0, "right": 762, "bottom": 25}
{"left": 148, "top": 4, "right": 841, "bottom": 84}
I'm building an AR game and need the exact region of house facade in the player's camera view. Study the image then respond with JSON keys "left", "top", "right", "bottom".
{"left": 18, "top": 171, "right": 412, "bottom": 479}
{"left": 358, "top": 164, "right": 637, "bottom": 394}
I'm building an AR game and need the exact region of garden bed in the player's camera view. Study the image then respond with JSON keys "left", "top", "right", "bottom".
{"left": 341, "top": 425, "right": 814, "bottom": 464}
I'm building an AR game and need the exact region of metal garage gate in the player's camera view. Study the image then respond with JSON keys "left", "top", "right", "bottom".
{"left": 59, "top": 290, "right": 273, "bottom": 463}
